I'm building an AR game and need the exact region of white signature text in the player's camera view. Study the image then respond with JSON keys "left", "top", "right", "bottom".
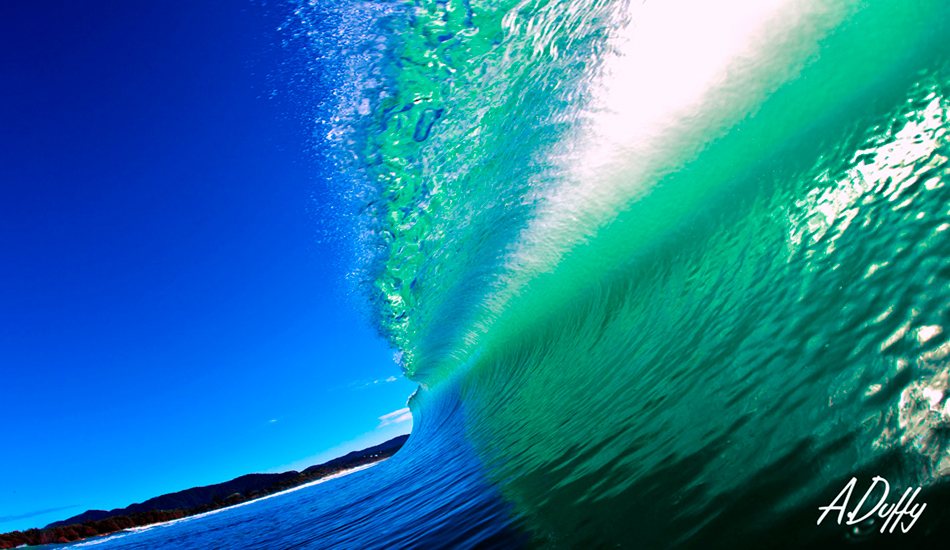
{"left": 817, "top": 477, "right": 926, "bottom": 534}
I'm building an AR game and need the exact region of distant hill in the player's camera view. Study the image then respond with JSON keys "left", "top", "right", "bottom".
{"left": 47, "top": 434, "right": 410, "bottom": 529}
{"left": 304, "top": 435, "right": 408, "bottom": 474}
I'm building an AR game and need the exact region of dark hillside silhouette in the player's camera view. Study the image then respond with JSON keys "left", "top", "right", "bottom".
{"left": 0, "top": 434, "right": 409, "bottom": 549}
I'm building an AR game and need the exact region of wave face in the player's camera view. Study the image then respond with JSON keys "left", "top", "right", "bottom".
{"left": 342, "top": 0, "right": 950, "bottom": 547}
{"left": 67, "top": 2, "right": 950, "bottom": 549}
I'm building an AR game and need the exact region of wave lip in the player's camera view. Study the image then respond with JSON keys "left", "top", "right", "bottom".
{"left": 352, "top": 0, "right": 948, "bottom": 386}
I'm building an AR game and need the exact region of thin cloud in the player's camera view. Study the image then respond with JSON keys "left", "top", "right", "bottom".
{"left": 0, "top": 505, "right": 80, "bottom": 523}
{"left": 378, "top": 407, "right": 412, "bottom": 427}
{"left": 347, "top": 375, "right": 404, "bottom": 389}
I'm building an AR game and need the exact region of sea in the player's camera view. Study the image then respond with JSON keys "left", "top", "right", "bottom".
{"left": 54, "top": 0, "right": 950, "bottom": 548}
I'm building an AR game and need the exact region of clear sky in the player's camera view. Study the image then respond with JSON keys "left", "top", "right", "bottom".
{"left": 0, "top": 0, "right": 415, "bottom": 532}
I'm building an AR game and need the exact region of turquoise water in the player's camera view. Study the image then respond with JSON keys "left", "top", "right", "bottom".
{"left": 63, "top": 1, "right": 950, "bottom": 548}
{"left": 358, "top": 0, "right": 950, "bottom": 546}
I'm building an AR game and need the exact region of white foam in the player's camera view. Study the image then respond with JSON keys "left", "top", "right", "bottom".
{"left": 61, "top": 462, "right": 384, "bottom": 548}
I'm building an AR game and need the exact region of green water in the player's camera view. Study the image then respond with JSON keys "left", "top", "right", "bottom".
{"left": 355, "top": 0, "right": 950, "bottom": 546}
{"left": 460, "top": 60, "right": 950, "bottom": 545}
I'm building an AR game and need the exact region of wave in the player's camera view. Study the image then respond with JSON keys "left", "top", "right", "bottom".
{"left": 321, "top": 0, "right": 950, "bottom": 547}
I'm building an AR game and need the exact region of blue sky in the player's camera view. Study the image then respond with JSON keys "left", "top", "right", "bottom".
{"left": 0, "top": 0, "right": 415, "bottom": 532}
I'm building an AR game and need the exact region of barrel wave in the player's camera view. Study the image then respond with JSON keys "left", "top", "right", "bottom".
{"left": 342, "top": 0, "right": 950, "bottom": 547}
{"left": 61, "top": 1, "right": 950, "bottom": 549}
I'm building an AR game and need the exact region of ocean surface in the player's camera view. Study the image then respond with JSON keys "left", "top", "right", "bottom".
{"left": 59, "top": 0, "right": 950, "bottom": 548}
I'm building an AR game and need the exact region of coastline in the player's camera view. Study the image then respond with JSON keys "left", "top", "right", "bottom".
{"left": 0, "top": 436, "right": 407, "bottom": 549}
{"left": 65, "top": 461, "right": 387, "bottom": 550}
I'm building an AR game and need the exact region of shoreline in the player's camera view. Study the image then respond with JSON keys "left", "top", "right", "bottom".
{"left": 1, "top": 435, "right": 407, "bottom": 549}
{"left": 63, "top": 460, "right": 387, "bottom": 549}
